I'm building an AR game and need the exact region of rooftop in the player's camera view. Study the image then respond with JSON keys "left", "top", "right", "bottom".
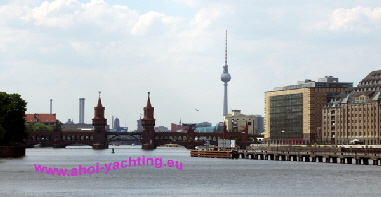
{"left": 273, "top": 76, "right": 353, "bottom": 91}
{"left": 25, "top": 113, "right": 56, "bottom": 123}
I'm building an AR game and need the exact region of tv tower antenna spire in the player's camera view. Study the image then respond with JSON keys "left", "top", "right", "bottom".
{"left": 220, "top": 30, "right": 231, "bottom": 116}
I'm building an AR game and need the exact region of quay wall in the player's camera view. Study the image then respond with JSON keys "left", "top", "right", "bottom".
{"left": 0, "top": 146, "right": 25, "bottom": 158}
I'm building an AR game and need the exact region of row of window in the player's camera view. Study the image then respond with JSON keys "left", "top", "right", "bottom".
{"left": 324, "top": 119, "right": 380, "bottom": 124}
{"left": 269, "top": 93, "right": 303, "bottom": 101}
{"left": 324, "top": 124, "right": 381, "bottom": 130}
{"left": 360, "top": 79, "right": 381, "bottom": 85}
{"left": 324, "top": 113, "right": 381, "bottom": 119}
{"left": 322, "top": 131, "right": 380, "bottom": 137}
{"left": 324, "top": 106, "right": 379, "bottom": 112}
{"left": 270, "top": 119, "right": 302, "bottom": 125}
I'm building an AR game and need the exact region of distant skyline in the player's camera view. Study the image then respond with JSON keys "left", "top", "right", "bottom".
{"left": 2, "top": 0, "right": 381, "bottom": 128}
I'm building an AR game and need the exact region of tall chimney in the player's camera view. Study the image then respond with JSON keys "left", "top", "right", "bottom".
{"left": 79, "top": 98, "right": 85, "bottom": 123}
{"left": 50, "top": 99, "right": 52, "bottom": 114}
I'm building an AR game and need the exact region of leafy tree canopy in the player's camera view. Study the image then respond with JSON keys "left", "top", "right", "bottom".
{"left": 25, "top": 122, "right": 53, "bottom": 131}
{"left": 0, "top": 92, "right": 28, "bottom": 146}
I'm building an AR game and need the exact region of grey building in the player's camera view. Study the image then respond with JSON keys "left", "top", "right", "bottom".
{"left": 253, "top": 115, "right": 264, "bottom": 133}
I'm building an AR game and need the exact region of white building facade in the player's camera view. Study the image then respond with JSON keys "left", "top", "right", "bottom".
{"left": 223, "top": 110, "right": 256, "bottom": 134}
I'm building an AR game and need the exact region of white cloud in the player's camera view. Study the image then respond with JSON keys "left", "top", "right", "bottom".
{"left": 190, "top": 5, "right": 232, "bottom": 30}
{"left": 19, "top": 0, "right": 138, "bottom": 31}
{"left": 305, "top": 6, "right": 381, "bottom": 32}
{"left": 70, "top": 40, "right": 99, "bottom": 56}
{"left": 130, "top": 11, "right": 182, "bottom": 35}
{"left": 329, "top": 6, "right": 381, "bottom": 32}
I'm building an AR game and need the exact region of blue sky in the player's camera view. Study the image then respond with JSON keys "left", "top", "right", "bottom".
{"left": 2, "top": 0, "right": 381, "bottom": 129}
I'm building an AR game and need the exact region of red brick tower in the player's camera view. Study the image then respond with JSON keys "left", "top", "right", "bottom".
{"left": 92, "top": 92, "right": 108, "bottom": 149}
{"left": 141, "top": 92, "right": 156, "bottom": 149}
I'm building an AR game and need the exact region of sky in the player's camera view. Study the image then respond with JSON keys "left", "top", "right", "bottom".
{"left": 2, "top": 0, "right": 381, "bottom": 130}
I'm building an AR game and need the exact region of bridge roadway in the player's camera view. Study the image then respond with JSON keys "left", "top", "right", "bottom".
{"left": 25, "top": 129, "right": 264, "bottom": 149}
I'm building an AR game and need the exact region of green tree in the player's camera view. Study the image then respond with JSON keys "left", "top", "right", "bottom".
{"left": 26, "top": 122, "right": 53, "bottom": 131}
{"left": 32, "top": 122, "right": 51, "bottom": 131}
{"left": 0, "top": 92, "right": 28, "bottom": 146}
{"left": 25, "top": 122, "right": 33, "bottom": 131}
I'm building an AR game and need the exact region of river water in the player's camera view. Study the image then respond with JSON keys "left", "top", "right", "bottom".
{"left": 1, "top": 146, "right": 381, "bottom": 197}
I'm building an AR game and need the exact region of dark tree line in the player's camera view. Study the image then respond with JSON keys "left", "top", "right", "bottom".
{"left": 0, "top": 92, "right": 28, "bottom": 146}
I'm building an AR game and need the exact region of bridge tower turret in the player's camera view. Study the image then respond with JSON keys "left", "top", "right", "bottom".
{"left": 92, "top": 91, "right": 108, "bottom": 149}
{"left": 141, "top": 92, "right": 156, "bottom": 150}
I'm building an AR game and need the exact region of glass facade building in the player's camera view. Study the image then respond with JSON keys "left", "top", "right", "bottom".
{"left": 265, "top": 76, "right": 353, "bottom": 145}
{"left": 269, "top": 93, "right": 303, "bottom": 139}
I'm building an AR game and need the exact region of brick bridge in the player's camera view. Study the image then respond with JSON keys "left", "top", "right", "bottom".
{"left": 26, "top": 129, "right": 262, "bottom": 149}
{"left": 25, "top": 93, "right": 263, "bottom": 149}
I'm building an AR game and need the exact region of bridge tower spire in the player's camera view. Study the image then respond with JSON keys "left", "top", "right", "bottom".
{"left": 141, "top": 92, "right": 156, "bottom": 149}
{"left": 92, "top": 91, "right": 108, "bottom": 149}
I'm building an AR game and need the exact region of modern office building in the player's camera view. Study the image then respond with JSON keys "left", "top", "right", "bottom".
{"left": 114, "top": 117, "right": 120, "bottom": 129}
{"left": 137, "top": 117, "right": 143, "bottom": 132}
{"left": 322, "top": 70, "right": 381, "bottom": 145}
{"left": 253, "top": 115, "right": 264, "bottom": 134}
{"left": 223, "top": 110, "right": 256, "bottom": 135}
{"left": 265, "top": 76, "right": 353, "bottom": 145}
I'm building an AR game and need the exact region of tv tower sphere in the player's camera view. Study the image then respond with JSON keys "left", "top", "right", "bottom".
{"left": 221, "top": 72, "right": 231, "bottom": 82}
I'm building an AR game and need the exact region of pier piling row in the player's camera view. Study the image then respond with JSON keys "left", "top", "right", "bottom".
{"left": 190, "top": 147, "right": 381, "bottom": 165}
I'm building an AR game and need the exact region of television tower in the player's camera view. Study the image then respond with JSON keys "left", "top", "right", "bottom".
{"left": 221, "top": 30, "right": 231, "bottom": 116}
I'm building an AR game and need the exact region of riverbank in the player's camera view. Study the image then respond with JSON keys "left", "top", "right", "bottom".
{"left": 0, "top": 146, "right": 25, "bottom": 157}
